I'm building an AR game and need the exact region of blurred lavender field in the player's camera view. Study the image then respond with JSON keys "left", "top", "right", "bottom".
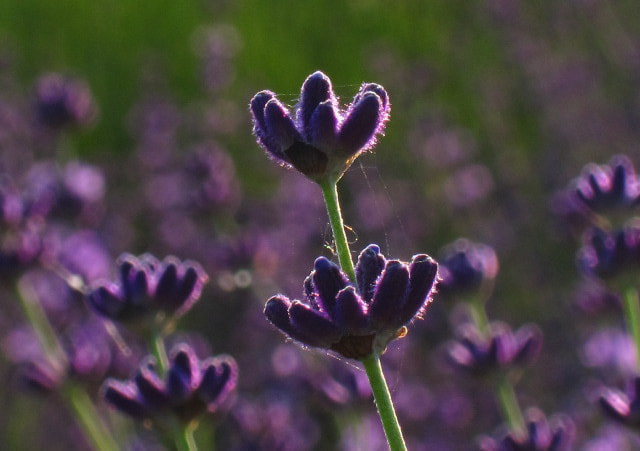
{"left": 1, "top": 1, "right": 640, "bottom": 449}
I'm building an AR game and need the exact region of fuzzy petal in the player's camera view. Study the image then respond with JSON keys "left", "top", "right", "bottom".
{"left": 333, "top": 286, "right": 369, "bottom": 333}
{"left": 355, "top": 244, "right": 385, "bottom": 304}
{"left": 308, "top": 100, "right": 338, "bottom": 149}
{"left": 398, "top": 254, "right": 438, "bottom": 325}
{"left": 368, "top": 260, "right": 409, "bottom": 329}
{"left": 264, "top": 99, "right": 302, "bottom": 153}
{"left": 299, "top": 71, "right": 335, "bottom": 138}
{"left": 289, "top": 301, "right": 342, "bottom": 348}
{"left": 312, "top": 257, "right": 349, "bottom": 320}
{"left": 338, "top": 92, "right": 383, "bottom": 156}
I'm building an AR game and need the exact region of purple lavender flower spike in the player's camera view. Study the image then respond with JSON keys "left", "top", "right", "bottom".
{"left": 103, "top": 343, "right": 237, "bottom": 424}
{"left": 481, "top": 408, "right": 574, "bottom": 451}
{"left": 447, "top": 322, "right": 542, "bottom": 375}
{"left": 578, "top": 225, "right": 640, "bottom": 281}
{"left": 504, "top": 408, "right": 574, "bottom": 451}
{"left": 599, "top": 376, "right": 640, "bottom": 428}
{"left": 250, "top": 71, "right": 390, "bottom": 182}
{"left": 263, "top": 244, "right": 438, "bottom": 359}
{"left": 87, "top": 254, "right": 208, "bottom": 324}
{"left": 34, "top": 73, "right": 97, "bottom": 129}
{"left": 438, "top": 238, "right": 499, "bottom": 298}
{"left": 573, "top": 155, "right": 640, "bottom": 215}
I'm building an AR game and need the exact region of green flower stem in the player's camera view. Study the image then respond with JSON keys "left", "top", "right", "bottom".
{"left": 320, "top": 179, "right": 356, "bottom": 282}
{"left": 63, "top": 384, "right": 120, "bottom": 451}
{"left": 468, "top": 297, "right": 525, "bottom": 435}
{"left": 623, "top": 286, "right": 640, "bottom": 371}
{"left": 16, "top": 281, "right": 119, "bottom": 451}
{"left": 16, "top": 280, "right": 66, "bottom": 366}
{"left": 362, "top": 354, "right": 408, "bottom": 451}
{"left": 469, "top": 298, "right": 491, "bottom": 337}
{"left": 496, "top": 373, "right": 526, "bottom": 436}
{"left": 175, "top": 422, "right": 199, "bottom": 451}
{"left": 149, "top": 331, "right": 170, "bottom": 374}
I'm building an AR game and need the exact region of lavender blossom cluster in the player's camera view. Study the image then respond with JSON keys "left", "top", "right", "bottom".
{"left": 3, "top": 9, "right": 640, "bottom": 448}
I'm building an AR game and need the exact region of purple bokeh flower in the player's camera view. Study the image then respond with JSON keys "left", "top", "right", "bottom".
{"left": 577, "top": 225, "right": 640, "bottom": 281}
{"left": 480, "top": 408, "right": 574, "bottom": 451}
{"left": 34, "top": 73, "right": 97, "bottom": 129}
{"left": 446, "top": 321, "right": 543, "bottom": 375}
{"left": 572, "top": 155, "right": 640, "bottom": 215}
{"left": 87, "top": 254, "right": 208, "bottom": 323}
{"left": 102, "top": 343, "right": 237, "bottom": 423}
{"left": 250, "top": 71, "right": 390, "bottom": 182}
{"left": 437, "top": 239, "right": 499, "bottom": 298}
{"left": 264, "top": 244, "right": 438, "bottom": 359}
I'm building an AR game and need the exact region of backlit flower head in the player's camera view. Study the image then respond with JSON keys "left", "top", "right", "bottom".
{"left": 438, "top": 239, "right": 499, "bottom": 299}
{"left": 87, "top": 254, "right": 208, "bottom": 324}
{"left": 250, "top": 71, "right": 390, "bottom": 182}
{"left": 102, "top": 343, "right": 237, "bottom": 423}
{"left": 34, "top": 73, "right": 97, "bottom": 129}
{"left": 264, "top": 244, "right": 438, "bottom": 360}
{"left": 446, "top": 321, "right": 543, "bottom": 375}
{"left": 572, "top": 155, "right": 640, "bottom": 215}
{"left": 577, "top": 224, "right": 640, "bottom": 282}
{"left": 480, "top": 408, "right": 574, "bottom": 451}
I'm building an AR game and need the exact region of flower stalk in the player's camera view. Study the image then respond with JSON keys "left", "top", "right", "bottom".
{"left": 17, "top": 280, "right": 119, "bottom": 451}
{"left": 320, "top": 177, "right": 408, "bottom": 451}
{"left": 63, "top": 384, "right": 120, "bottom": 451}
{"left": 362, "top": 355, "right": 407, "bottom": 451}
{"left": 623, "top": 286, "right": 640, "bottom": 371}
{"left": 320, "top": 178, "right": 356, "bottom": 282}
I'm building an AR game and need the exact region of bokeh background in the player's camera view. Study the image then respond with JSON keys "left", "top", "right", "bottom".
{"left": 1, "top": 1, "right": 640, "bottom": 449}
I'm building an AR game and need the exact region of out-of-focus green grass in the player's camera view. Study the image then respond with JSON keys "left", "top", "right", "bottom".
{"left": 0, "top": 0, "right": 513, "bottom": 159}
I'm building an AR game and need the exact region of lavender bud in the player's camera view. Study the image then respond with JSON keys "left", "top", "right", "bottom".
{"left": 368, "top": 261, "right": 410, "bottom": 329}
{"left": 355, "top": 244, "right": 386, "bottom": 303}
{"left": 337, "top": 92, "right": 383, "bottom": 156}
{"left": 263, "top": 244, "right": 438, "bottom": 359}
{"left": 438, "top": 239, "right": 498, "bottom": 298}
{"left": 87, "top": 254, "right": 208, "bottom": 323}
{"left": 249, "top": 71, "right": 389, "bottom": 182}
{"left": 102, "top": 343, "right": 237, "bottom": 424}
{"left": 299, "top": 71, "right": 335, "bottom": 139}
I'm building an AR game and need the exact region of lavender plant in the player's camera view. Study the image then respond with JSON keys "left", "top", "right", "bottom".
{"left": 251, "top": 71, "right": 438, "bottom": 450}
{"left": 438, "top": 239, "right": 573, "bottom": 449}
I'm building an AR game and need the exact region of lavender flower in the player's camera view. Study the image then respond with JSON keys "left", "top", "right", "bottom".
{"left": 572, "top": 155, "right": 640, "bottom": 215}
{"left": 480, "top": 408, "right": 574, "bottom": 451}
{"left": 34, "top": 73, "right": 97, "bottom": 129}
{"left": 577, "top": 225, "right": 640, "bottom": 281}
{"left": 87, "top": 254, "right": 208, "bottom": 323}
{"left": 446, "top": 321, "right": 543, "bottom": 375}
{"left": 599, "top": 376, "right": 640, "bottom": 428}
{"left": 264, "top": 244, "right": 438, "bottom": 359}
{"left": 250, "top": 71, "right": 390, "bottom": 182}
{"left": 438, "top": 239, "right": 499, "bottom": 298}
{"left": 103, "top": 343, "right": 237, "bottom": 423}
